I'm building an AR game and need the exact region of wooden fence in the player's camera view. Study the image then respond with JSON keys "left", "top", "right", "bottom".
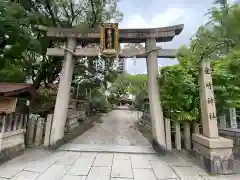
{"left": 219, "top": 127, "right": 240, "bottom": 155}
{"left": 0, "top": 113, "right": 27, "bottom": 152}
{"left": 25, "top": 114, "right": 53, "bottom": 148}
{"left": 138, "top": 112, "right": 202, "bottom": 151}
{"left": 25, "top": 111, "right": 98, "bottom": 148}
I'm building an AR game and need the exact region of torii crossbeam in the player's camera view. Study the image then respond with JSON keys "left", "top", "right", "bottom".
{"left": 47, "top": 47, "right": 177, "bottom": 58}
{"left": 46, "top": 24, "right": 183, "bottom": 43}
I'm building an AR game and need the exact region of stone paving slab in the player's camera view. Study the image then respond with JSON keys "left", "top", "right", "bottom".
{"left": 0, "top": 149, "right": 239, "bottom": 180}
{"left": 151, "top": 153, "right": 193, "bottom": 167}
{"left": 150, "top": 160, "right": 179, "bottom": 179}
{"left": 62, "top": 175, "right": 87, "bottom": 180}
{"left": 67, "top": 156, "right": 95, "bottom": 176}
{"left": 111, "top": 158, "right": 133, "bottom": 178}
{"left": 86, "top": 167, "right": 111, "bottom": 180}
{"left": 36, "top": 164, "right": 71, "bottom": 180}
{"left": 0, "top": 163, "right": 26, "bottom": 178}
{"left": 81, "top": 152, "right": 97, "bottom": 158}
{"left": 114, "top": 153, "right": 130, "bottom": 160}
{"left": 24, "top": 158, "right": 57, "bottom": 173}
{"left": 133, "top": 169, "right": 157, "bottom": 180}
{"left": 55, "top": 152, "right": 81, "bottom": 166}
{"left": 10, "top": 171, "right": 41, "bottom": 180}
{"left": 130, "top": 154, "right": 152, "bottom": 169}
{"left": 59, "top": 144, "right": 156, "bottom": 153}
{"left": 0, "top": 150, "right": 53, "bottom": 179}
{"left": 93, "top": 153, "right": 113, "bottom": 167}
{"left": 172, "top": 166, "right": 206, "bottom": 180}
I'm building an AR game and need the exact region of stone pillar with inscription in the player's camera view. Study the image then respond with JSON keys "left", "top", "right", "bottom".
{"left": 145, "top": 38, "right": 166, "bottom": 152}
{"left": 192, "top": 59, "right": 234, "bottom": 174}
{"left": 229, "top": 108, "right": 237, "bottom": 128}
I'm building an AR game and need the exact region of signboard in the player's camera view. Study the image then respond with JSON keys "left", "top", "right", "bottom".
{"left": 0, "top": 97, "right": 17, "bottom": 113}
{"left": 100, "top": 23, "right": 119, "bottom": 56}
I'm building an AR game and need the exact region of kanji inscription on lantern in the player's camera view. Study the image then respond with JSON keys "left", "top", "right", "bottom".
{"left": 209, "top": 112, "right": 217, "bottom": 120}
{"left": 207, "top": 97, "right": 214, "bottom": 104}
{"left": 206, "top": 82, "right": 213, "bottom": 90}
{"left": 100, "top": 23, "right": 119, "bottom": 56}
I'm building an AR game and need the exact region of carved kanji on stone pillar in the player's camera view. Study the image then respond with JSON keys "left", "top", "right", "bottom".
{"left": 199, "top": 60, "right": 218, "bottom": 138}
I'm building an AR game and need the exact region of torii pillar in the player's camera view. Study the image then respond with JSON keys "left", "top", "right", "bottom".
{"left": 146, "top": 38, "right": 166, "bottom": 151}
{"left": 50, "top": 38, "right": 76, "bottom": 145}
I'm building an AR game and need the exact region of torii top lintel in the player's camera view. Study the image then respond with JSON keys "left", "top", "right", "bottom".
{"left": 46, "top": 24, "right": 184, "bottom": 43}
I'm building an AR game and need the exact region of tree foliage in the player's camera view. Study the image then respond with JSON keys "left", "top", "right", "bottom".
{"left": 0, "top": 0, "right": 123, "bottom": 114}
{"left": 2, "top": 0, "right": 240, "bottom": 120}
{"left": 165, "top": 4, "right": 240, "bottom": 120}
{"left": 109, "top": 4, "right": 240, "bottom": 121}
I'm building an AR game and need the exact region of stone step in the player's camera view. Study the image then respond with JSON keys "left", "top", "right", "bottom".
{"left": 67, "top": 109, "right": 84, "bottom": 112}
{"left": 69, "top": 99, "right": 88, "bottom": 104}
{"left": 67, "top": 111, "right": 85, "bottom": 119}
{"left": 67, "top": 110, "right": 83, "bottom": 115}
{"left": 59, "top": 144, "right": 157, "bottom": 154}
{"left": 66, "top": 118, "right": 79, "bottom": 125}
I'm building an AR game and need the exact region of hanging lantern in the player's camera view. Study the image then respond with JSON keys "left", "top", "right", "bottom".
{"left": 118, "top": 58, "right": 125, "bottom": 73}
{"left": 96, "top": 57, "right": 105, "bottom": 73}
{"left": 100, "top": 23, "right": 119, "bottom": 57}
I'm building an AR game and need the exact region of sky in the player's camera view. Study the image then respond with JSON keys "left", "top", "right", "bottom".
{"left": 117, "top": 0, "right": 235, "bottom": 74}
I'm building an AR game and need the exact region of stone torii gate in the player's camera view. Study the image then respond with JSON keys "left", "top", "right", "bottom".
{"left": 46, "top": 24, "right": 183, "bottom": 151}
{"left": 46, "top": 24, "right": 235, "bottom": 174}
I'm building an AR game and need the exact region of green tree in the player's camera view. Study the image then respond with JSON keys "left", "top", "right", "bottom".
{"left": 0, "top": 0, "right": 123, "bottom": 115}
{"left": 0, "top": 0, "right": 123, "bottom": 86}
{"left": 160, "top": 64, "right": 199, "bottom": 121}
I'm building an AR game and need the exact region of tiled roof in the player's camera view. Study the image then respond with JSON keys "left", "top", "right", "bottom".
{"left": 0, "top": 83, "right": 36, "bottom": 97}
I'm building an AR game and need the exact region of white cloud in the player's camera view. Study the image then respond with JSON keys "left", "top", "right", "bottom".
{"left": 119, "top": 8, "right": 185, "bottom": 29}
{"left": 151, "top": 8, "right": 186, "bottom": 27}
{"left": 119, "top": 8, "right": 185, "bottom": 74}
{"left": 116, "top": 0, "right": 215, "bottom": 74}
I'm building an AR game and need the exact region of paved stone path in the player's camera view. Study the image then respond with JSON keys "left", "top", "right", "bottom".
{"left": 1, "top": 108, "right": 240, "bottom": 179}
{"left": 60, "top": 108, "right": 153, "bottom": 153}
{"left": 0, "top": 149, "right": 240, "bottom": 180}
{"left": 70, "top": 108, "right": 149, "bottom": 146}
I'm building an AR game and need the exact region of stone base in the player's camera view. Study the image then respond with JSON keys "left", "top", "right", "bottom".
{"left": 0, "top": 144, "right": 25, "bottom": 164}
{"left": 152, "top": 139, "right": 167, "bottom": 154}
{"left": 192, "top": 134, "right": 234, "bottom": 174}
{"left": 49, "top": 114, "right": 101, "bottom": 149}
